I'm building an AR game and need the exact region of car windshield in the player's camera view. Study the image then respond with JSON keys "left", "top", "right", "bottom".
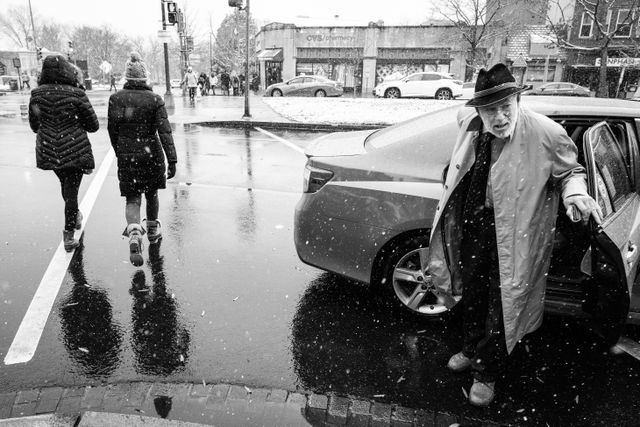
{"left": 365, "top": 104, "right": 461, "bottom": 150}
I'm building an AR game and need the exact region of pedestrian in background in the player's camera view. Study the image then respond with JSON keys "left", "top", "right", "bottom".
{"left": 108, "top": 52, "right": 177, "bottom": 266}
{"left": 109, "top": 74, "right": 117, "bottom": 92}
{"left": 231, "top": 73, "right": 239, "bottom": 96}
{"left": 21, "top": 72, "right": 31, "bottom": 90}
{"left": 181, "top": 66, "right": 198, "bottom": 102}
{"left": 428, "top": 63, "right": 601, "bottom": 407}
{"left": 220, "top": 69, "right": 230, "bottom": 96}
{"left": 28, "top": 54, "right": 99, "bottom": 251}
{"left": 210, "top": 73, "right": 218, "bottom": 95}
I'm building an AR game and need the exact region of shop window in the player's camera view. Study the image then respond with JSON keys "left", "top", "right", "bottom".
{"left": 614, "top": 9, "right": 633, "bottom": 37}
{"left": 579, "top": 12, "right": 593, "bottom": 38}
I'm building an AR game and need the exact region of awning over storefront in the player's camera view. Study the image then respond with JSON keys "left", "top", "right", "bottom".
{"left": 257, "top": 49, "right": 283, "bottom": 61}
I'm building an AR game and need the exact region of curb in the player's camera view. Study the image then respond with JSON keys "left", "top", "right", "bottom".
{"left": 0, "top": 382, "right": 506, "bottom": 427}
{"left": 198, "top": 120, "right": 388, "bottom": 132}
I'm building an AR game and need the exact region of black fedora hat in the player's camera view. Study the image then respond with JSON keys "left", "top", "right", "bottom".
{"left": 465, "top": 63, "right": 527, "bottom": 107}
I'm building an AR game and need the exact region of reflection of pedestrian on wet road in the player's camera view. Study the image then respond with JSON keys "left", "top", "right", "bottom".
{"left": 108, "top": 52, "right": 178, "bottom": 267}
{"left": 130, "top": 243, "right": 191, "bottom": 375}
{"left": 428, "top": 64, "right": 601, "bottom": 406}
{"left": 28, "top": 54, "right": 99, "bottom": 252}
{"left": 59, "top": 244, "right": 123, "bottom": 378}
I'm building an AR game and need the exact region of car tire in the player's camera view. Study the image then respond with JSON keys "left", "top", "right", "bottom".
{"left": 435, "top": 88, "right": 453, "bottom": 100}
{"left": 373, "top": 233, "right": 460, "bottom": 317}
{"left": 272, "top": 89, "right": 283, "bottom": 97}
{"left": 314, "top": 89, "right": 326, "bottom": 97}
{"left": 384, "top": 88, "right": 401, "bottom": 98}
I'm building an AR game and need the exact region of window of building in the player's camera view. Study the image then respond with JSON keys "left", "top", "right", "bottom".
{"left": 579, "top": 12, "right": 593, "bottom": 38}
{"left": 614, "top": 9, "right": 633, "bottom": 37}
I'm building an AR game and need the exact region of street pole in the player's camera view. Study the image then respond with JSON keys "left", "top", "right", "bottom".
{"left": 160, "top": 0, "right": 172, "bottom": 96}
{"left": 242, "top": 0, "right": 251, "bottom": 118}
{"left": 28, "top": 0, "right": 38, "bottom": 66}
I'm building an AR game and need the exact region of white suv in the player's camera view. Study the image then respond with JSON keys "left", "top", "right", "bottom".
{"left": 374, "top": 72, "right": 463, "bottom": 100}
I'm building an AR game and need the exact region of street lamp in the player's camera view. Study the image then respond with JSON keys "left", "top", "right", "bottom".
{"left": 229, "top": 0, "right": 251, "bottom": 118}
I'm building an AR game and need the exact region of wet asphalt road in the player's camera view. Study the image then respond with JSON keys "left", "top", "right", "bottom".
{"left": 0, "top": 96, "right": 640, "bottom": 426}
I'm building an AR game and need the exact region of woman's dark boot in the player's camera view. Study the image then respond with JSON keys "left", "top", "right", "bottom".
{"left": 63, "top": 230, "right": 79, "bottom": 252}
{"left": 125, "top": 224, "right": 145, "bottom": 267}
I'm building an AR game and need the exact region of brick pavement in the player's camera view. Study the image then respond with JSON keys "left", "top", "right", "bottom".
{"left": 0, "top": 382, "right": 506, "bottom": 426}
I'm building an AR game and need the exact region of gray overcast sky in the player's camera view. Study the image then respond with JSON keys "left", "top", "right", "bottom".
{"left": 17, "top": 0, "right": 435, "bottom": 39}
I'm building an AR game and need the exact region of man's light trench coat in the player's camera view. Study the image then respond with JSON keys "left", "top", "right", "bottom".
{"left": 428, "top": 106, "right": 588, "bottom": 353}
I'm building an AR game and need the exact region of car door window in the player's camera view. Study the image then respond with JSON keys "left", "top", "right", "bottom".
{"left": 421, "top": 74, "right": 439, "bottom": 81}
{"left": 405, "top": 74, "right": 422, "bottom": 82}
{"left": 589, "top": 123, "right": 633, "bottom": 213}
{"left": 290, "top": 78, "right": 303, "bottom": 84}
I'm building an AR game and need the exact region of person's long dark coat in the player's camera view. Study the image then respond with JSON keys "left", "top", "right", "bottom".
{"left": 28, "top": 54, "right": 98, "bottom": 171}
{"left": 107, "top": 81, "right": 177, "bottom": 196}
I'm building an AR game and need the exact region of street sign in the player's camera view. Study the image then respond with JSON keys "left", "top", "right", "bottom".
{"left": 158, "top": 30, "right": 173, "bottom": 43}
{"left": 12, "top": 57, "right": 21, "bottom": 68}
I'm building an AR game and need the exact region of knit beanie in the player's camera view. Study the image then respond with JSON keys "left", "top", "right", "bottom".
{"left": 124, "top": 52, "right": 148, "bottom": 81}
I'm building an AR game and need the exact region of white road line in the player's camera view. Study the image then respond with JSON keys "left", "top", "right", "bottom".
{"left": 254, "top": 126, "right": 306, "bottom": 154}
{"left": 4, "top": 149, "right": 115, "bottom": 365}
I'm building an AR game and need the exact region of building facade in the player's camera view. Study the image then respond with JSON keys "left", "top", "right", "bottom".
{"left": 254, "top": 22, "right": 472, "bottom": 94}
{"left": 564, "top": 0, "right": 640, "bottom": 97}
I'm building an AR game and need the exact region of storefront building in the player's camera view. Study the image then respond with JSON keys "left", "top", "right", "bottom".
{"left": 254, "top": 22, "right": 470, "bottom": 94}
{"left": 563, "top": 0, "right": 640, "bottom": 98}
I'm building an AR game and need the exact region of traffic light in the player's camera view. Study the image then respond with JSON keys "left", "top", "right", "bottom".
{"left": 228, "top": 0, "right": 243, "bottom": 7}
{"left": 36, "top": 47, "right": 42, "bottom": 60}
{"left": 167, "top": 2, "right": 177, "bottom": 24}
{"left": 68, "top": 41, "right": 73, "bottom": 49}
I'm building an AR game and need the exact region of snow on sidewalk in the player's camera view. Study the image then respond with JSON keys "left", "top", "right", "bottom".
{"left": 263, "top": 97, "right": 463, "bottom": 125}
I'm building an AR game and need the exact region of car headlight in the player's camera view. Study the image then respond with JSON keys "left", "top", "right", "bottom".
{"left": 303, "top": 164, "right": 334, "bottom": 193}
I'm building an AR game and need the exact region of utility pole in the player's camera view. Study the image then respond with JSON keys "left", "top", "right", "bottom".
{"left": 243, "top": 0, "right": 251, "bottom": 118}
{"left": 161, "top": 0, "right": 172, "bottom": 96}
{"left": 28, "top": 0, "right": 39, "bottom": 66}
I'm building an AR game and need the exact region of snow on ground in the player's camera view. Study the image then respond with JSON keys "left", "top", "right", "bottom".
{"left": 263, "top": 97, "right": 464, "bottom": 125}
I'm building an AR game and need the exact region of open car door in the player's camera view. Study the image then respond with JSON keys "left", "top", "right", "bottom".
{"left": 582, "top": 121, "right": 638, "bottom": 346}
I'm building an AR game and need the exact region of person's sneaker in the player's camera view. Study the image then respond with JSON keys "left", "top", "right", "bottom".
{"left": 75, "top": 210, "right": 83, "bottom": 230}
{"left": 469, "top": 379, "right": 495, "bottom": 407}
{"left": 63, "top": 230, "right": 79, "bottom": 252}
{"left": 125, "top": 224, "right": 144, "bottom": 267}
{"left": 447, "top": 351, "right": 472, "bottom": 372}
{"left": 146, "top": 219, "right": 162, "bottom": 244}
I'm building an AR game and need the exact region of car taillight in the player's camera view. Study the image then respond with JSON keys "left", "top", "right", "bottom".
{"left": 303, "top": 164, "right": 334, "bottom": 193}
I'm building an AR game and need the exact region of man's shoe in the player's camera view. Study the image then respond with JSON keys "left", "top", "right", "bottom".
{"left": 75, "top": 210, "right": 83, "bottom": 230}
{"left": 63, "top": 230, "right": 79, "bottom": 252}
{"left": 146, "top": 219, "right": 162, "bottom": 244}
{"left": 125, "top": 224, "right": 144, "bottom": 267}
{"left": 469, "top": 379, "right": 495, "bottom": 407}
{"left": 447, "top": 352, "right": 472, "bottom": 372}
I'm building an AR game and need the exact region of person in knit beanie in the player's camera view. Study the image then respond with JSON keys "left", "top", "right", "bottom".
{"left": 124, "top": 52, "right": 148, "bottom": 81}
{"left": 107, "top": 51, "right": 177, "bottom": 266}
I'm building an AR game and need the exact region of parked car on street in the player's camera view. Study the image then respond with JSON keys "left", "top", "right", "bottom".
{"left": 523, "top": 82, "right": 591, "bottom": 97}
{"left": 294, "top": 96, "right": 640, "bottom": 343}
{"left": 265, "top": 75, "right": 343, "bottom": 97}
{"left": 373, "top": 71, "right": 463, "bottom": 99}
{"left": 459, "top": 81, "right": 476, "bottom": 100}
{"left": 170, "top": 78, "right": 182, "bottom": 88}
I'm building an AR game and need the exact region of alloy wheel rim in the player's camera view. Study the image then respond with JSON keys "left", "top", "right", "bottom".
{"left": 391, "top": 247, "right": 459, "bottom": 314}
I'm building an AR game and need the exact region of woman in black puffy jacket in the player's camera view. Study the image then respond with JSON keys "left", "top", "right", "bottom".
{"left": 108, "top": 52, "right": 177, "bottom": 267}
{"left": 28, "top": 54, "right": 99, "bottom": 252}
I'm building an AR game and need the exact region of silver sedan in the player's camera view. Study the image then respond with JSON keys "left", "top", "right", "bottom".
{"left": 294, "top": 96, "right": 640, "bottom": 343}
{"left": 265, "top": 75, "right": 343, "bottom": 97}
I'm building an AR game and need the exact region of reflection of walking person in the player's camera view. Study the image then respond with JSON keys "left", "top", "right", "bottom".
{"left": 181, "top": 66, "right": 198, "bottom": 103}
{"left": 428, "top": 64, "right": 602, "bottom": 407}
{"left": 21, "top": 72, "right": 30, "bottom": 89}
{"left": 108, "top": 52, "right": 178, "bottom": 266}
{"left": 59, "top": 244, "right": 123, "bottom": 378}
{"left": 28, "top": 54, "right": 99, "bottom": 252}
{"left": 130, "top": 243, "right": 191, "bottom": 375}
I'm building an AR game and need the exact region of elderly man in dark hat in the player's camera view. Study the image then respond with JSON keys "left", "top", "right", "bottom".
{"left": 428, "top": 63, "right": 602, "bottom": 406}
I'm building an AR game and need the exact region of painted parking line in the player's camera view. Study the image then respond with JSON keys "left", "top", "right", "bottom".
{"left": 254, "top": 126, "right": 305, "bottom": 155}
{"left": 4, "top": 149, "right": 115, "bottom": 365}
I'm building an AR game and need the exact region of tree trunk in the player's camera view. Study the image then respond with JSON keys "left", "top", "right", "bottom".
{"left": 465, "top": 49, "right": 477, "bottom": 81}
{"left": 597, "top": 46, "right": 609, "bottom": 98}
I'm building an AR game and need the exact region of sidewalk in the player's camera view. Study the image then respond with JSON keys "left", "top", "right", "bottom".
{"left": 0, "top": 381, "right": 493, "bottom": 427}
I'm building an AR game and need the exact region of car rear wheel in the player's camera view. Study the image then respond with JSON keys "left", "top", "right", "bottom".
{"left": 384, "top": 88, "right": 401, "bottom": 98}
{"left": 435, "top": 88, "right": 453, "bottom": 100}
{"left": 375, "top": 234, "right": 460, "bottom": 316}
{"left": 315, "top": 89, "right": 326, "bottom": 97}
{"left": 272, "top": 89, "right": 283, "bottom": 97}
